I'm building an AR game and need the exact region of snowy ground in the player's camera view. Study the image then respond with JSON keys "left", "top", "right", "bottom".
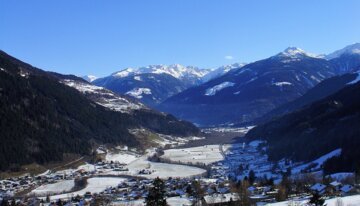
{"left": 49, "top": 177, "right": 126, "bottom": 200}
{"left": 266, "top": 194, "right": 360, "bottom": 206}
{"left": 113, "top": 196, "right": 191, "bottom": 206}
{"left": 62, "top": 79, "right": 144, "bottom": 113}
{"left": 162, "top": 144, "right": 229, "bottom": 165}
{"left": 124, "top": 149, "right": 206, "bottom": 178}
{"left": 30, "top": 180, "right": 74, "bottom": 196}
{"left": 292, "top": 149, "right": 342, "bottom": 174}
{"left": 329, "top": 172, "right": 354, "bottom": 181}
{"left": 202, "top": 126, "right": 255, "bottom": 134}
{"left": 204, "top": 193, "right": 239, "bottom": 204}
{"left": 105, "top": 152, "right": 139, "bottom": 164}
{"left": 86, "top": 149, "right": 207, "bottom": 178}
{"left": 77, "top": 163, "right": 96, "bottom": 172}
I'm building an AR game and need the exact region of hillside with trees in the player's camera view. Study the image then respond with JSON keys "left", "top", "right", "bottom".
{"left": 246, "top": 80, "right": 360, "bottom": 174}
{"left": 0, "top": 51, "right": 199, "bottom": 171}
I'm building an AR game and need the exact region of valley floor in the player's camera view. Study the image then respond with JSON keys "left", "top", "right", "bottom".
{"left": 1, "top": 127, "right": 358, "bottom": 206}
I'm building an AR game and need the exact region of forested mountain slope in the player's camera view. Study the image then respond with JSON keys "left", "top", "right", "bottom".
{"left": 245, "top": 80, "right": 360, "bottom": 174}
{"left": 0, "top": 51, "right": 199, "bottom": 171}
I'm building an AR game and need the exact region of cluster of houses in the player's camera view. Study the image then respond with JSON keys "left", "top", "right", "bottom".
{"left": 94, "top": 161, "right": 129, "bottom": 172}
{"left": 0, "top": 159, "right": 132, "bottom": 202}
{"left": 208, "top": 141, "right": 281, "bottom": 182}
{"left": 310, "top": 182, "right": 356, "bottom": 196}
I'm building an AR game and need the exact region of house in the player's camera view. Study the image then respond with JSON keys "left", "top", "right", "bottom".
{"left": 310, "top": 183, "right": 326, "bottom": 194}
{"left": 247, "top": 186, "right": 257, "bottom": 194}
{"left": 328, "top": 181, "right": 342, "bottom": 194}
{"left": 217, "top": 187, "right": 229, "bottom": 194}
{"left": 204, "top": 193, "right": 239, "bottom": 205}
{"left": 340, "top": 184, "right": 355, "bottom": 195}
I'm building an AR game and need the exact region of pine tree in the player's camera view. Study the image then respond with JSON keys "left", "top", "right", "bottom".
{"left": 249, "top": 170, "right": 256, "bottom": 185}
{"left": 234, "top": 180, "right": 251, "bottom": 206}
{"left": 191, "top": 180, "right": 205, "bottom": 206}
{"left": 145, "top": 177, "right": 167, "bottom": 206}
{"left": 309, "top": 192, "right": 325, "bottom": 206}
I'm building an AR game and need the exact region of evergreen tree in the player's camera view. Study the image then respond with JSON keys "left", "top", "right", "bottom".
{"left": 234, "top": 180, "right": 251, "bottom": 206}
{"left": 309, "top": 192, "right": 325, "bottom": 206}
{"left": 191, "top": 180, "right": 205, "bottom": 206}
{"left": 249, "top": 170, "right": 256, "bottom": 185}
{"left": 145, "top": 177, "right": 167, "bottom": 206}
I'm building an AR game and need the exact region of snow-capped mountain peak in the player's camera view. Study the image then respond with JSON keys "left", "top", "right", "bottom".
{"left": 112, "top": 64, "right": 209, "bottom": 80}
{"left": 274, "top": 47, "right": 320, "bottom": 61}
{"left": 82, "top": 75, "right": 97, "bottom": 82}
{"left": 282, "top": 47, "right": 307, "bottom": 56}
{"left": 201, "top": 63, "right": 246, "bottom": 82}
{"left": 325, "top": 43, "right": 360, "bottom": 60}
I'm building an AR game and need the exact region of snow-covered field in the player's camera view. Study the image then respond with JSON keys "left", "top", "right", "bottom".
{"left": 202, "top": 126, "right": 255, "bottom": 134}
{"left": 266, "top": 194, "right": 360, "bottom": 206}
{"left": 162, "top": 145, "right": 227, "bottom": 165}
{"left": 125, "top": 149, "right": 206, "bottom": 178}
{"left": 105, "top": 152, "right": 138, "bottom": 164}
{"left": 49, "top": 177, "right": 126, "bottom": 200}
{"left": 144, "top": 162, "right": 206, "bottom": 178}
{"left": 30, "top": 180, "right": 74, "bottom": 196}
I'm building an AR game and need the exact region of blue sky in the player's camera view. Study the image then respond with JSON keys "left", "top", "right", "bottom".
{"left": 1, "top": 0, "right": 360, "bottom": 77}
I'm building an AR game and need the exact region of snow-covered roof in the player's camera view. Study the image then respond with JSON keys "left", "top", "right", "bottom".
{"left": 310, "top": 183, "right": 326, "bottom": 192}
{"left": 341, "top": 185, "right": 354, "bottom": 193}
{"left": 330, "top": 181, "right": 342, "bottom": 187}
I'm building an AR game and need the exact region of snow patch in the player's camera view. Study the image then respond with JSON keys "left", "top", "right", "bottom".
{"left": 202, "top": 63, "right": 246, "bottom": 82}
{"left": 347, "top": 71, "right": 360, "bottom": 85}
{"left": 133, "top": 76, "right": 142, "bottom": 81}
{"left": 325, "top": 43, "right": 360, "bottom": 59}
{"left": 82, "top": 75, "right": 97, "bottom": 82}
{"left": 126, "top": 88, "right": 152, "bottom": 99}
{"left": 112, "top": 64, "right": 209, "bottom": 80}
{"left": 272, "top": 82, "right": 293, "bottom": 86}
{"left": 276, "top": 47, "right": 319, "bottom": 59}
{"left": 292, "top": 149, "right": 342, "bottom": 173}
{"left": 62, "top": 79, "right": 144, "bottom": 113}
{"left": 205, "top": 82, "right": 235, "bottom": 96}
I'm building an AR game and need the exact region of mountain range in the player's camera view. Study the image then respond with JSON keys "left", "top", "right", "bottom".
{"left": 92, "top": 64, "right": 211, "bottom": 107}
{"left": 159, "top": 44, "right": 360, "bottom": 126}
{"left": 90, "top": 63, "right": 246, "bottom": 107}
{"left": 82, "top": 43, "right": 360, "bottom": 126}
